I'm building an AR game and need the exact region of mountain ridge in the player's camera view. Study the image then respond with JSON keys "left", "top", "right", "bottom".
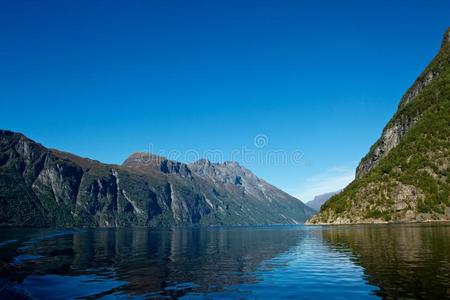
{"left": 305, "top": 191, "right": 340, "bottom": 211}
{"left": 0, "top": 130, "right": 315, "bottom": 227}
{"left": 308, "top": 28, "right": 450, "bottom": 225}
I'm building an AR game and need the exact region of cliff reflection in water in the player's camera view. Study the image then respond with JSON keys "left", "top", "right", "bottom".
{"left": 322, "top": 224, "right": 450, "bottom": 299}
{"left": 2, "top": 225, "right": 449, "bottom": 299}
{"left": 0, "top": 227, "right": 302, "bottom": 298}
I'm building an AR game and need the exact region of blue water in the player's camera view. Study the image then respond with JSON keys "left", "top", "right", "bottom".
{"left": 0, "top": 224, "right": 449, "bottom": 299}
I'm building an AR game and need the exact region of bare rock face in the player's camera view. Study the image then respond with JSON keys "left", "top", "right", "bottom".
{"left": 355, "top": 28, "right": 450, "bottom": 180}
{"left": 308, "top": 28, "right": 450, "bottom": 225}
{"left": 123, "top": 153, "right": 191, "bottom": 177}
{"left": 307, "top": 181, "right": 429, "bottom": 225}
{"left": 398, "top": 71, "right": 437, "bottom": 110}
{"left": 188, "top": 159, "right": 282, "bottom": 202}
{"left": 356, "top": 114, "right": 419, "bottom": 179}
{"left": 0, "top": 130, "right": 315, "bottom": 227}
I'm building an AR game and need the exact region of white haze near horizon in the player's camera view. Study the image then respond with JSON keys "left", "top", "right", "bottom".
{"left": 295, "top": 166, "right": 355, "bottom": 203}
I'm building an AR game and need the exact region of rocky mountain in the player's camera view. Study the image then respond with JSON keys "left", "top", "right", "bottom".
{"left": 0, "top": 130, "right": 315, "bottom": 227}
{"left": 305, "top": 191, "right": 340, "bottom": 211}
{"left": 308, "top": 28, "right": 450, "bottom": 224}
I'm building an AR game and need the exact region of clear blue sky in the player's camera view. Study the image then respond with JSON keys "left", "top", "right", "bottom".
{"left": 1, "top": 0, "right": 449, "bottom": 201}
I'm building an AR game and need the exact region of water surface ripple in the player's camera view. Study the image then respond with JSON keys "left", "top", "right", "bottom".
{"left": 0, "top": 224, "right": 449, "bottom": 299}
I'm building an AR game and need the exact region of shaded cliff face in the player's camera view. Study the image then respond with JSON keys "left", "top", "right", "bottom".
{"left": 0, "top": 131, "right": 170, "bottom": 227}
{"left": 0, "top": 131, "right": 314, "bottom": 227}
{"left": 308, "top": 28, "right": 450, "bottom": 224}
{"left": 123, "top": 153, "right": 315, "bottom": 225}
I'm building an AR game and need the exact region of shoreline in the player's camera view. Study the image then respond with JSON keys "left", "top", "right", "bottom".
{"left": 305, "top": 219, "right": 450, "bottom": 226}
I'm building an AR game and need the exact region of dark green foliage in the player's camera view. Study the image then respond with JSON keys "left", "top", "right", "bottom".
{"left": 314, "top": 33, "right": 450, "bottom": 223}
{"left": 0, "top": 130, "right": 315, "bottom": 227}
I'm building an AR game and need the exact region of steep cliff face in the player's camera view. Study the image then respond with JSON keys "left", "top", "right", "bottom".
{"left": 355, "top": 114, "right": 419, "bottom": 179}
{"left": 122, "top": 153, "right": 315, "bottom": 225}
{"left": 356, "top": 28, "right": 450, "bottom": 179}
{"left": 0, "top": 131, "right": 169, "bottom": 227}
{"left": 0, "top": 131, "right": 314, "bottom": 227}
{"left": 308, "top": 28, "right": 450, "bottom": 224}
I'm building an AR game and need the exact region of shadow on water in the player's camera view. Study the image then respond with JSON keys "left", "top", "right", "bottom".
{"left": 1, "top": 224, "right": 449, "bottom": 299}
{"left": 0, "top": 226, "right": 303, "bottom": 299}
{"left": 321, "top": 223, "right": 450, "bottom": 300}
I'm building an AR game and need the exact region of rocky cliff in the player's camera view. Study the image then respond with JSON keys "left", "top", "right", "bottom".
{"left": 356, "top": 28, "right": 450, "bottom": 179}
{"left": 0, "top": 130, "right": 314, "bottom": 227}
{"left": 308, "top": 28, "right": 450, "bottom": 224}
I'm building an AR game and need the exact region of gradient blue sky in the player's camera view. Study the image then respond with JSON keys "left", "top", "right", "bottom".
{"left": 1, "top": 0, "right": 449, "bottom": 201}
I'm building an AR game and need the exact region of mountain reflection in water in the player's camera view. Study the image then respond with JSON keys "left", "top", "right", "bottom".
{"left": 0, "top": 227, "right": 301, "bottom": 298}
{"left": 0, "top": 224, "right": 448, "bottom": 299}
{"left": 322, "top": 223, "right": 450, "bottom": 300}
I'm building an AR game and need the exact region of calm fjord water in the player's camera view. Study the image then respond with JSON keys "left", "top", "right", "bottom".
{"left": 0, "top": 224, "right": 449, "bottom": 299}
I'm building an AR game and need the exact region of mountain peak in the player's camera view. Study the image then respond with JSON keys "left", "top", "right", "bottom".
{"left": 191, "top": 158, "right": 211, "bottom": 166}
{"left": 0, "top": 129, "right": 32, "bottom": 144}
{"left": 123, "top": 152, "right": 191, "bottom": 176}
{"left": 0, "top": 130, "right": 315, "bottom": 226}
{"left": 124, "top": 152, "right": 167, "bottom": 164}
{"left": 190, "top": 159, "right": 241, "bottom": 167}
{"left": 223, "top": 161, "right": 241, "bottom": 167}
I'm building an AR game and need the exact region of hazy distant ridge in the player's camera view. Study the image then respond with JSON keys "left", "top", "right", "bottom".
{"left": 305, "top": 191, "right": 340, "bottom": 211}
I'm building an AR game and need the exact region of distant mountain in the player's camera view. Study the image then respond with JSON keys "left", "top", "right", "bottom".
{"left": 305, "top": 191, "right": 340, "bottom": 211}
{"left": 0, "top": 130, "right": 315, "bottom": 227}
{"left": 308, "top": 28, "right": 450, "bottom": 224}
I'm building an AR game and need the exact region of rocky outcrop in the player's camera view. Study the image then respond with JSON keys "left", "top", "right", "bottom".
{"left": 308, "top": 28, "right": 450, "bottom": 225}
{"left": 0, "top": 130, "right": 315, "bottom": 227}
{"left": 356, "top": 28, "right": 450, "bottom": 179}
{"left": 356, "top": 114, "right": 419, "bottom": 179}
{"left": 398, "top": 71, "right": 437, "bottom": 110}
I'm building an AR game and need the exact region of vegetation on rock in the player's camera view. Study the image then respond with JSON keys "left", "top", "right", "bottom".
{"left": 308, "top": 28, "right": 450, "bottom": 224}
{"left": 0, "top": 131, "right": 314, "bottom": 227}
